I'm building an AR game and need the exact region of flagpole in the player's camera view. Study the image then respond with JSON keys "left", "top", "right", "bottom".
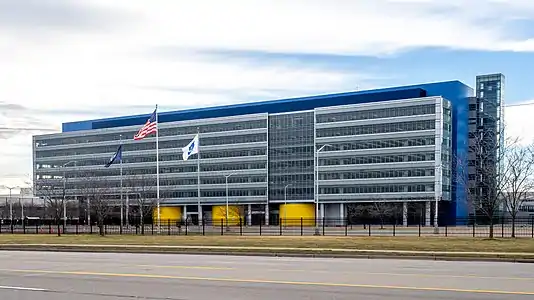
{"left": 120, "top": 134, "right": 123, "bottom": 228}
{"left": 156, "top": 104, "right": 161, "bottom": 231}
{"left": 197, "top": 127, "right": 201, "bottom": 226}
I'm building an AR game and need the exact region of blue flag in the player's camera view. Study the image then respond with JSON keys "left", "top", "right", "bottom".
{"left": 105, "top": 145, "right": 122, "bottom": 168}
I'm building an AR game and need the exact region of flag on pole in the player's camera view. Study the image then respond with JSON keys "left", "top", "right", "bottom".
{"left": 182, "top": 134, "right": 199, "bottom": 161}
{"left": 133, "top": 108, "right": 157, "bottom": 140}
{"left": 105, "top": 145, "right": 122, "bottom": 167}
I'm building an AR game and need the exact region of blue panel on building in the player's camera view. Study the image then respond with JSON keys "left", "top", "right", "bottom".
{"left": 62, "top": 87, "right": 427, "bottom": 131}
{"left": 406, "top": 81, "right": 473, "bottom": 222}
{"left": 62, "top": 121, "right": 93, "bottom": 132}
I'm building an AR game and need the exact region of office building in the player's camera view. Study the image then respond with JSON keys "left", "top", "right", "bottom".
{"left": 33, "top": 80, "right": 475, "bottom": 225}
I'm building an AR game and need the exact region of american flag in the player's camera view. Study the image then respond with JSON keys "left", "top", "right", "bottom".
{"left": 133, "top": 108, "right": 157, "bottom": 140}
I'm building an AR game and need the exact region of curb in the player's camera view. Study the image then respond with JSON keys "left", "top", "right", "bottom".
{"left": 1, "top": 244, "right": 533, "bottom": 263}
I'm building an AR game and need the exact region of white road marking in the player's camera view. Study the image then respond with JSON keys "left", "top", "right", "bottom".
{"left": 0, "top": 285, "right": 48, "bottom": 292}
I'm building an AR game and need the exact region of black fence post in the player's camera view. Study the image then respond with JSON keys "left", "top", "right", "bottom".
{"left": 322, "top": 217, "right": 325, "bottom": 236}
{"left": 259, "top": 219, "right": 262, "bottom": 236}
{"left": 167, "top": 219, "right": 171, "bottom": 236}
{"left": 418, "top": 221, "right": 421, "bottom": 237}
{"left": 120, "top": 222, "right": 123, "bottom": 235}
{"left": 184, "top": 219, "right": 187, "bottom": 236}
{"left": 369, "top": 223, "right": 371, "bottom": 236}
{"left": 393, "top": 221, "right": 396, "bottom": 237}
{"left": 300, "top": 218, "right": 303, "bottom": 236}
{"left": 239, "top": 218, "right": 243, "bottom": 236}
{"left": 279, "top": 218, "right": 282, "bottom": 236}
{"left": 220, "top": 219, "right": 224, "bottom": 236}
{"left": 49, "top": 222, "right": 52, "bottom": 234}
{"left": 35, "top": 222, "right": 39, "bottom": 234}
{"left": 472, "top": 221, "right": 475, "bottom": 237}
{"left": 502, "top": 219, "right": 505, "bottom": 238}
{"left": 76, "top": 220, "right": 79, "bottom": 235}
{"left": 445, "top": 224, "right": 448, "bottom": 237}
{"left": 90, "top": 223, "right": 93, "bottom": 235}
{"left": 11, "top": 221, "right": 13, "bottom": 234}
{"left": 531, "top": 216, "right": 534, "bottom": 238}
{"left": 344, "top": 218, "right": 348, "bottom": 236}
{"left": 202, "top": 218, "right": 205, "bottom": 236}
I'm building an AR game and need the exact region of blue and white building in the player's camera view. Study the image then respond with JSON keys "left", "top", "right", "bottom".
{"left": 33, "top": 80, "right": 478, "bottom": 225}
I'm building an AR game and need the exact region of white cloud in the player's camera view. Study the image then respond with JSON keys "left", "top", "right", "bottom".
{"left": 504, "top": 101, "right": 534, "bottom": 144}
{"left": 1, "top": 0, "right": 534, "bottom": 192}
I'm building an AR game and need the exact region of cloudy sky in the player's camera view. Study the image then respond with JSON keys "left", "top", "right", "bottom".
{"left": 1, "top": 0, "right": 534, "bottom": 193}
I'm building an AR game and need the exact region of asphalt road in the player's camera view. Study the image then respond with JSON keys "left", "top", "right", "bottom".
{"left": 0, "top": 251, "right": 533, "bottom": 299}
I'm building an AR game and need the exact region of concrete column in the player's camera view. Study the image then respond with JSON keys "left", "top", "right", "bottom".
{"left": 402, "top": 202, "right": 408, "bottom": 227}
{"left": 247, "top": 204, "right": 252, "bottom": 226}
{"left": 198, "top": 205, "right": 203, "bottom": 224}
{"left": 182, "top": 205, "right": 187, "bottom": 223}
{"left": 425, "top": 201, "right": 431, "bottom": 227}
{"left": 265, "top": 204, "right": 269, "bottom": 226}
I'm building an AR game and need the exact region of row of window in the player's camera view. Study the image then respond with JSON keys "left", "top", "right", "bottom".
{"left": 37, "top": 150, "right": 267, "bottom": 169}
{"left": 321, "top": 184, "right": 435, "bottom": 194}
{"left": 317, "top": 104, "right": 436, "bottom": 123}
{"left": 63, "top": 179, "right": 267, "bottom": 190}
{"left": 319, "top": 169, "right": 435, "bottom": 180}
{"left": 35, "top": 134, "right": 267, "bottom": 158}
{"left": 316, "top": 120, "right": 435, "bottom": 138}
{"left": 320, "top": 153, "right": 435, "bottom": 165}
{"left": 37, "top": 163, "right": 268, "bottom": 178}
{"left": 35, "top": 120, "right": 267, "bottom": 147}
{"left": 323, "top": 138, "right": 436, "bottom": 151}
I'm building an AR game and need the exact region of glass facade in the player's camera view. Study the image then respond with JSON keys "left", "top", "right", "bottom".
{"left": 468, "top": 74, "right": 505, "bottom": 214}
{"left": 34, "top": 115, "right": 269, "bottom": 206}
{"left": 315, "top": 97, "right": 451, "bottom": 203}
{"left": 268, "top": 112, "right": 315, "bottom": 202}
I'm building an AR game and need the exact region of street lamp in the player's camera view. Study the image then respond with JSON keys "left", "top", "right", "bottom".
{"left": 1, "top": 185, "right": 18, "bottom": 223}
{"left": 62, "top": 161, "right": 76, "bottom": 228}
{"left": 284, "top": 184, "right": 292, "bottom": 227}
{"left": 225, "top": 173, "right": 235, "bottom": 229}
{"left": 315, "top": 144, "right": 332, "bottom": 235}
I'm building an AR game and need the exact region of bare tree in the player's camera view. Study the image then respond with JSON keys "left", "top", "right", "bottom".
{"left": 126, "top": 174, "right": 157, "bottom": 234}
{"left": 458, "top": 126, "right": 510, "bottom": 238}
{"left": 78, "top": 176, "right": 113, "bottom": 236}
{"left": 346, "top": 203, "right": 372, "bottom": 227}
{"left": 370, "top": 201, "right": 399, "bottom": 229}
{"left": 501, "top": 143, "right": 534, "bottom": 237}
{"left": 34, "top": 181, "right": 64, "bottom": 236}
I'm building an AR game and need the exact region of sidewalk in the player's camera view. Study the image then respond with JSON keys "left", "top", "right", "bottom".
{"left": 1, "top": 243, "right": 533, "bottom": 263}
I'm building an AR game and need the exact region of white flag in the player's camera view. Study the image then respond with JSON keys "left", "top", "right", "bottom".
{"left": 182, "top": 134, "right": 199, "bottom": 161}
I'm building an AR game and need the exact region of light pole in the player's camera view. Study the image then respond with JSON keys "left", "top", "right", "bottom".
{"left": 225, "top": 173, "right": 235, "bottom": 230}
{"left": 284, "top": 184, "right": 292, "bottom": 226}
{"left": 1, "top": 186, "right": 18, "bottom": 223}
{"left": 315, "top": 144, "right": 331, "bottom": 235}
{"left": 62, "top": 161, "right": 76, "bottom": 228}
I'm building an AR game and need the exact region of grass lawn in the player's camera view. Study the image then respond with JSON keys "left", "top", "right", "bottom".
{"left": 1, "top": 235, "right": 534, "bottom": 253}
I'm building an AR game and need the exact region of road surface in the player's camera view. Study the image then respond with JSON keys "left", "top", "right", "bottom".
{"left": 0, "top": 251, "right": 533, "bottom": 299}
